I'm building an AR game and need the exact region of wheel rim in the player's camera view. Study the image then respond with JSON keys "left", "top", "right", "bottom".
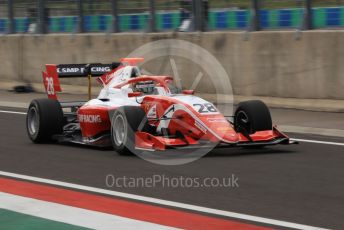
{"left": 236, "top": 110, "right": 251, "bottom": 133}
{"left": 113, "top": 114, "right": 126, "bottom": 146}
{"left": 28, "top": 106, "right": 39, "bottom": 136}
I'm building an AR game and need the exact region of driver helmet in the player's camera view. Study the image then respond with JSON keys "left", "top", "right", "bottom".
{"left": 133, "top": 81, "right": 156, "bottom": 94}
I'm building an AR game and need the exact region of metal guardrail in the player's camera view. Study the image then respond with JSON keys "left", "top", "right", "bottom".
{"left": 0, "top": 0, "right": 344, "bottom": 34}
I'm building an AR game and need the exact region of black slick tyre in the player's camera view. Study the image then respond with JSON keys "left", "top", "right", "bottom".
{"left": 234, "top": 100, "right": 272, "bottom": 134}
{"left": 26, "top": 98, "right": 64, "bottom": 143}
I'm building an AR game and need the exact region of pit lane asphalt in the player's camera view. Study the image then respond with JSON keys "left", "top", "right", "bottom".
{"left": 0, "top": 107, "right": 343, "bottom": 229}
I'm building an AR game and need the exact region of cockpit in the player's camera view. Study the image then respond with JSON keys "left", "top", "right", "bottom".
{"left": 132, "top": 81, "right": 156, "bottom": 95}
{"left": 116, "top": 76, "right": 182, "bottom": 97}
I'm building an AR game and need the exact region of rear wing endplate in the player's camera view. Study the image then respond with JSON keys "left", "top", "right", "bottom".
{"left": 42, "top": 62, "right": 121, "bottom": 100}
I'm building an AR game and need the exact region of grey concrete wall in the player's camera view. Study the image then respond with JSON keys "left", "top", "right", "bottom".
{"left": 0, "top": 35, "right": 21, "bottom": 82}
{"left": 0, "top": 31, "right": 343, "bottom": 99}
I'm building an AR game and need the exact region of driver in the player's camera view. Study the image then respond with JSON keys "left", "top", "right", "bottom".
{"left": 132, "top": 81, "right": 156, "bottom": 95}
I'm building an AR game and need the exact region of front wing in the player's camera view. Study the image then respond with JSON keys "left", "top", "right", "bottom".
{"left": 135, "top": 126, "right": 297, "bottom": 151}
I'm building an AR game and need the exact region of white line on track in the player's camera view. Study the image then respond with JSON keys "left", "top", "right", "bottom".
{"left": 291, "top": 138, "right": 344, "bottom": 146}
{"left": 0, "top": 170, "right": 329, "bottom": 230}
{"left": 0, "top": 110, "right": 26, "bottom": 115}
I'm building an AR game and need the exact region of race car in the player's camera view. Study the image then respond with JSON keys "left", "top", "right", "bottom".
{"left": 26, "top": 58, "right": 295, "bottom": 155}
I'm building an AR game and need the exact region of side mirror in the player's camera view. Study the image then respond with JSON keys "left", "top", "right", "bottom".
{"left": 182, "top": 90, "right": 194, "bottom": 95}
{"left": 128, "top": 92, "right": 142, "bottom": 97}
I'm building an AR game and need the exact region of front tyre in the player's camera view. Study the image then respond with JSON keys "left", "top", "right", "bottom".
{"left": 234, "top": 100, "right": 272, "bottom": 149}
{"left": 111, "top": 106, "right": 147, "bottom": 155}
{"left": 234, "top": 100, "right": 272, "bottom": 134}
{"left": 26, "top": 98, "right": 64, "bottom": 143}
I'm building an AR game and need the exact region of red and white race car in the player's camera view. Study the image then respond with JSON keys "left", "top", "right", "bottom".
{"left": 26, "top": 58, "right": 294, "bottom": 155}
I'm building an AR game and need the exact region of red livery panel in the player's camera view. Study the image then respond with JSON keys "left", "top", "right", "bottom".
{"left": 78, "top": 106, "right": 112, "bottom": 138}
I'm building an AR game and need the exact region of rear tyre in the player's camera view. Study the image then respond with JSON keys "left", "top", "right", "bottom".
{"left": 234, "top": 100, "right": 272, "bottom": 135}
{"left": 111, "top": 106, "right": 147, "bottom": 155}
{"left": 26, "top": 98, "right": 64, "bottom": 143}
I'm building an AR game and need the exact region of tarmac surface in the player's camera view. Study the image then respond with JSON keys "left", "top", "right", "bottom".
{"left": 0, "top": 104, "right": 343, "bottom": 229}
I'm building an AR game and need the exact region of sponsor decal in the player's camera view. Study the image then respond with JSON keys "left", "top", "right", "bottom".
{"left": 147, "top": 104, "right": 157, "bottom": 119}
{"left": 57, "top": 66, "right": 112, "bottom": 75}
{"left": 216, "top": 126, "right": 233, "bottom": 132}
{"left": 207, "top": 117, "right": 228, "bottom": 123}
{"left": 78, "top": 114, "right": 102, "bottom": 123}
{"left": 57, "top": 67, "right": 84, "bottom": 73}
{"left": 112, "top": 68, "right": 130, "bottom": 82}
{"left": 91, "top": 66, "right": 111, "bottom": 72}
{"left": 194, "top": 120, "right": 207, "bottom": 134}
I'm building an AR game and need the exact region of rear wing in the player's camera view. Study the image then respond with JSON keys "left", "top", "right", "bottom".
{"left": 42, "top": 62, "right": 121, "bottom": 100}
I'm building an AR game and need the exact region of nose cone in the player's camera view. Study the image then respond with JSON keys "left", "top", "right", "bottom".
{"left": 199, "top": 115, "right": 239, "bottom": 143}
{"left": 214, "top": 125, "right": 240, "bottom": 142}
